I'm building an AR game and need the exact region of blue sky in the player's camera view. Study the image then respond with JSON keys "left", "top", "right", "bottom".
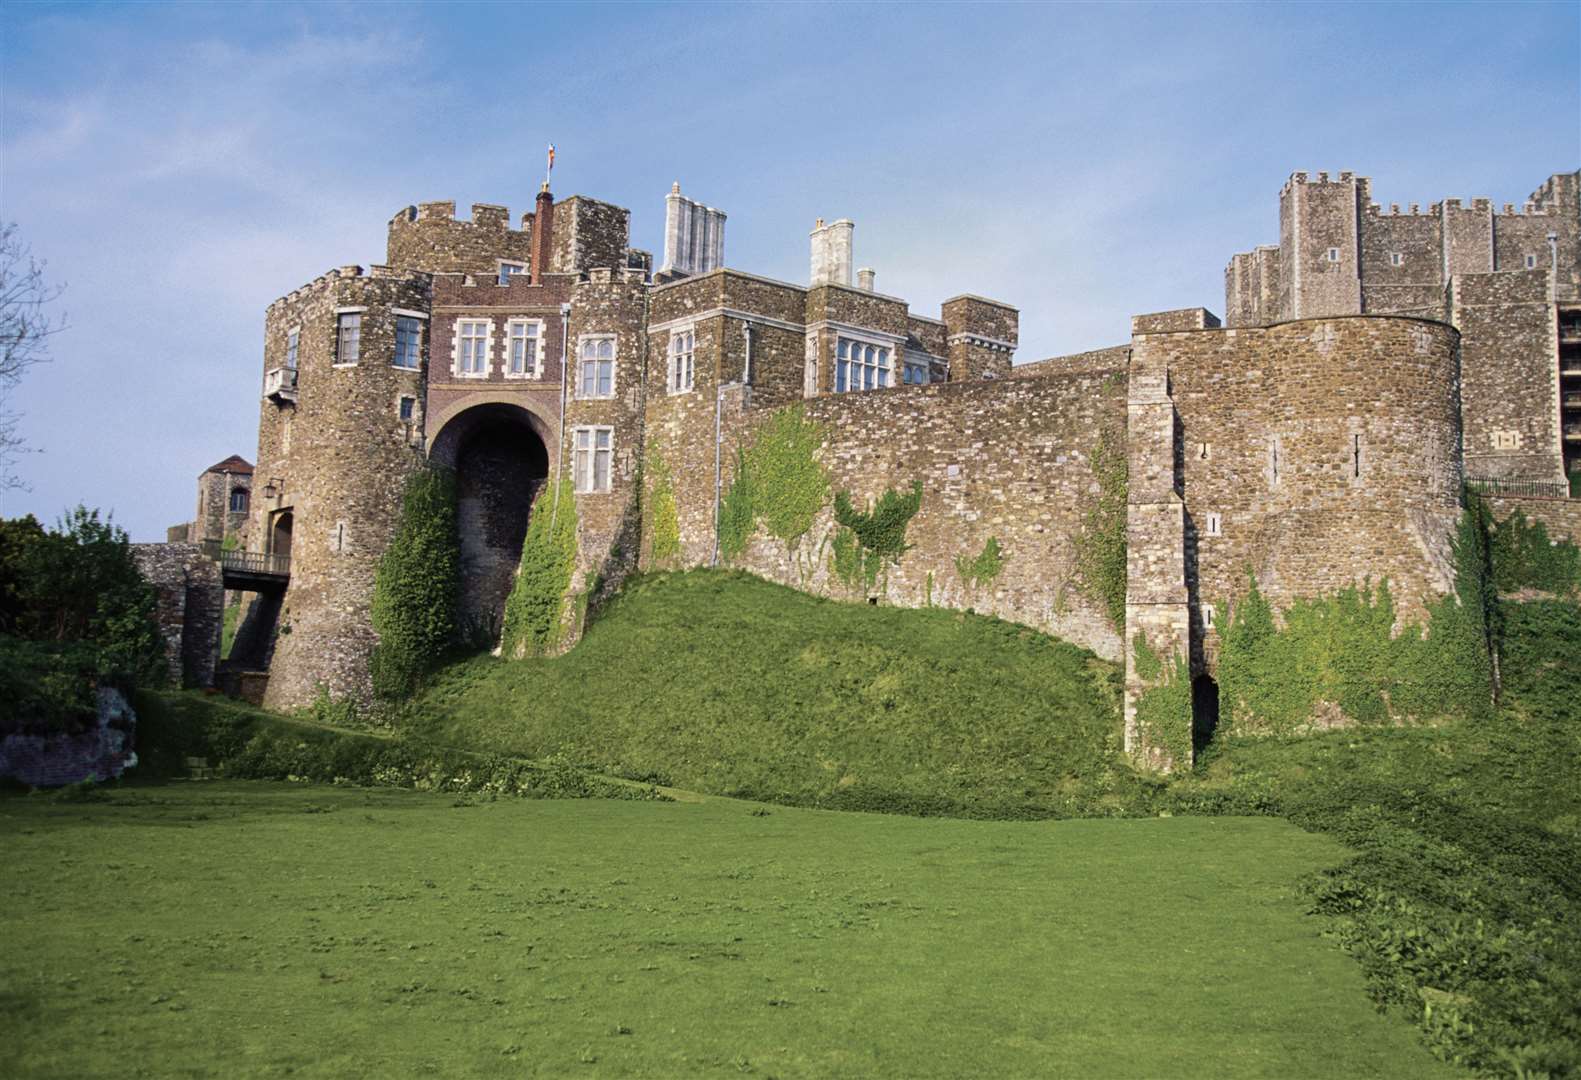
{"left": 1, "top": 0, "right": 1576, "bottom": 540}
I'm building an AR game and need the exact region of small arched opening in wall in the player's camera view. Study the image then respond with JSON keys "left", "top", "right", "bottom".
{"left": 270, "top": 510, "right": 294, "bottom": 559}
{"left": 1192, "top": 674, "right": 1220, "bottom": 756}
{"left": 428, "top": 402, "right": 553, "bottom": 641}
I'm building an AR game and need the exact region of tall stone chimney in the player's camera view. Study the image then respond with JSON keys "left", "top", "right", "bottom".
{"left": 660, "top": 183, "right": 727, "bottom": 278}
{"left": 810, "top": 218, "right": 855, "bottom": 287}
{"left": 857, "top": 267, "right": 876, "bottom": 292}
{"left": 529, "top": 184, "right": 554, "bottom": 284}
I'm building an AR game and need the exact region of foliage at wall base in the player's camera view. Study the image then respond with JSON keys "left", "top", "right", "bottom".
{"left": 955, "top": 536, "right": 1005, "bottom": 591}
{"left": 830, "top": 481, "right": 923, "bottom": 595}
{"left": 1488, "top": 504, "right": 1580, "bottom": 598}
{"left": 716, "top": 406, "right": 829, "bottom": 568}
{"left": 1076, "top": 426, "right": 1127, "bottom": 632}
{"left": 370, "top": 468, "right": 460, "bottom": 700}
{"left": 1130, "top": 633, "right": 1192, "bottom": 770}
{"left": 644, "top": 453, "right": 680, "bottom": 567}
{"left": 500, "top": 475, "right": 578, "bottom": 659}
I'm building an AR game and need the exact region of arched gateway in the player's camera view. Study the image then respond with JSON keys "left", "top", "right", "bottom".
{"left": 428, "top": 401, "right": 553, "bottom": 638}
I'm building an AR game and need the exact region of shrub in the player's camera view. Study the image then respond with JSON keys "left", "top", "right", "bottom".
{"left": 369, "top": 467, "right": 460, "bottom": 699}
{"left": 830, "top": 481, "right": 922, "bottom": 593}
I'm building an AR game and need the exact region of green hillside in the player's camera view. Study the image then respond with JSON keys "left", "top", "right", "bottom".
{"left": 409, "top": 570, "right": 1133, "bottom": 816}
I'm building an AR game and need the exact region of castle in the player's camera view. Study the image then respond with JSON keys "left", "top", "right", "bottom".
{"left": 153, "top": 167, "right": 1581, "bottom": 770}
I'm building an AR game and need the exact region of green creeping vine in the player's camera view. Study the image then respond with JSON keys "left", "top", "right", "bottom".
{"left": 500, "top": 476, "right": 578, "bottom": 659}
{"left": 830, "top": 481, "right": 923, "bottom": 595}
{"left": 369, "top": 467, "right": 460, "bottom": 700}
{"left": 1130, "top": 634, "right": 1193, "bottom": 770}
{"left": 1076, "top": 426, "right": 1128, "bottom": 632}
{"left": 716, "top": 406, "right": 830, "bottom": 569}
{"left": 955, "top": 536, "right": 1006, "bottom": 591}
{"left": 1216, "top": 507, "right": 1495, "bottom": 734}
{"left": 645, "top": 452, "right": 680, "bottom": 567}
{"left": 1489, "top": 505, "right": 1581, "bottom": 597}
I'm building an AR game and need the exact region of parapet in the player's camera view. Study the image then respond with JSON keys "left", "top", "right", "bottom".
{"left": 1132, "top": 308, "right": 1221, "bottom": 335}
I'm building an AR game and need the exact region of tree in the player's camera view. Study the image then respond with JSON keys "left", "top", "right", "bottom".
{"left": 1, "top": 223, "right": 68, "bottom": 490}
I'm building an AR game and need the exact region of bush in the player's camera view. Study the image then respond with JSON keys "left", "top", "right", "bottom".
{"left": 0, "top": 637, "right": 99, "bottom": 735}
{"left": 369, "top": 467, "right": 461, "bottom": 699}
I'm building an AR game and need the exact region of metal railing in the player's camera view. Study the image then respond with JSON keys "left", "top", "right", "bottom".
{"left": 1465, "top": 476, "right": 1574, "bottom": 500}
{"left": 201, "top": 540, "right": 291, "bottom": 578}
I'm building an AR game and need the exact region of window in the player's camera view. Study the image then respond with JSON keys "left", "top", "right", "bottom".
{"left": 579, "top": 336, "right": 615, "bottom": 398}
{"left": 573, "top": 427, "right": 613, "bottom": 492}
{"left": 498, "top": 261, "right": 527, "bottom": 286}
{"left": 399, "top": 396, "right": 416, "bottom": 422}
{"left": 457, "top": 319, "right": 490, "bottom": 376}
{"left": 1525, "top": 253, "right": 1538, "bottom": 270}
{"left": 1389, "top": 252, "right": 1404, "bottom": 267}
{"left": 394, "top": 316, "right": 422, "bottom": 369}
{"left": 336, "top": 313, "right": 361, "bottom": 364}
{"left": 902, "top": 359, "right": 929, "bottom": 385}
{"left": 1325, "top": 247, "right": 1341, "bottom": 263}
{"left": 285, "top": 329, "right": 299, "bottom": 369}
{"left": 668, "top": 329, "right": 695, "bottom": 393}
{"left": 835, "top": 337, "right": 891, "bottom": 393}
{"left": 229, "top": 489, "right": 248, "bottom": 513}
{"left": 506, "top": 319, "right": 540, "bottom": 377}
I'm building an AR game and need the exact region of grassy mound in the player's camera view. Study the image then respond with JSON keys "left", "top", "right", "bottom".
{"left": 410, "top": 569, "right": 1131, "bottom": 816}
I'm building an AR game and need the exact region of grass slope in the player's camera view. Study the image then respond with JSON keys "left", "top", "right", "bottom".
{"left": 0, "top": 784, "right": 1455, "bottom": 1080}
{"left": 412, "top": 570, "right": 1130, "bottom": 816}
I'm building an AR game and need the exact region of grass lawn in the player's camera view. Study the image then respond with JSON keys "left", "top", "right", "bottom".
{"left": 1, "top": 782, "right": 1455, "bottom": 1080}
{"left": 412, "top": 570, "right": 1131, "bottom": 815}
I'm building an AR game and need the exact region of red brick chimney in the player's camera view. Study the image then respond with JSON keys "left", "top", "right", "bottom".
{"left": 529, "top": 184, "right": 554, "bottom": 284}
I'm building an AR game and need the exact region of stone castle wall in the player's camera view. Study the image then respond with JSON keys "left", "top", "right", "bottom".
{"left": 386, "top": 201, "right": 534, "bottom": 276}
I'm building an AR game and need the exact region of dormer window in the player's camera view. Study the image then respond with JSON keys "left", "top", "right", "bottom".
{"left": 498, "top": 261, "right": 526, "bottom": 286}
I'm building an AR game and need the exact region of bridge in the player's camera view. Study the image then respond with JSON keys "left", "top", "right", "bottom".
{"left": 201, "top": 540, "right": 291, "bottom": 591}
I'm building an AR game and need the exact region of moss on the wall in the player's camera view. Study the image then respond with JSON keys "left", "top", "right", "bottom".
{"left": 1131, "top": 634, "right": 1192, "bottom": 769}
{"left": 1076, "top": 425, "right": 1127, "bottom": 631}
{"left": 645, "top": 453, "right": 680, "bottom": 567}
{"left": 830, "top": 481, "right": 923, "bottom": 595}
{"left": 716, "top": 405, "right": 830, "bottom": 574}
{"left": 369, "top": 467, "right": 460, "bottom": 700}
{"left": 954, "top": 536, "right": 1006, "bottom": 592}
{"left": 499, "top": 476, "right": 578, "bottom": 659}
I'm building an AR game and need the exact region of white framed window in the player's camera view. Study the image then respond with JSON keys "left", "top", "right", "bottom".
{"left": 668, "top": 328, "right": 695, "bottom": 394}
{"left": 505, "top": 319, "right": 542, "bottom": 378}
{"left": 1325, "top": 247, "right": 1341, "bottom": 263}
{"left": 835, "top": 337, "right": 891, "bottom": 393}
{"left": 285, "top": 328, "right": 299, "bottom": 369}
{"left": 498, "top": 261, "right": 527, "bottom": 286}
{"left": 573, "top": 426, "right": 613, "bottom": 493}
{"left": 579, "top": 336, "right": 616, "bottom": 398}
{"left": 1525, "top": 253, "right": 1538, "bottom": 270}
{"left": 335, "top": 312, "right": 361, "bottom": 365}
{"left": 394, "top": 316, "right": 423, "bottom": 369}
{"left": 456, "top": 319, "right": 491, "bottom": 377}
{"left": 398, "top": 395, "right": 416, "bottom": 422}
{"left": 1389, "top": 252, "right": 1404, "bottom": 267}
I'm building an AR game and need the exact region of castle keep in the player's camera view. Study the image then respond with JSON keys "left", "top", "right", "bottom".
{"left": 187, "top": 167, "right": 1578, "bottom": 770}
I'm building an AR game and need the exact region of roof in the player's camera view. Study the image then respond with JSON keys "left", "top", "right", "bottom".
{"left": 203, "top": 455, "right": 254, "bottom": 477}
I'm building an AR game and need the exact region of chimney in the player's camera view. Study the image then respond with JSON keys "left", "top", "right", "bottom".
{"left": 810, "top": 218, "right": 855, "bottom": 287}
{"left": 529, "top": 183, "right": 554, "bottom": 284}
{"left": 857, "top": 267, "right": 875, "bottom": 292}
{"left": 661, "top": 182, "right": 727, "bottom": 278}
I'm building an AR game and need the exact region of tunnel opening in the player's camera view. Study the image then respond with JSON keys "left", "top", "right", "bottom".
{"left": 430, "top": 403, "right": 551, "bottom": 643}
{"left": 1192, "top": 674, "right": 1220, "bottom": 756}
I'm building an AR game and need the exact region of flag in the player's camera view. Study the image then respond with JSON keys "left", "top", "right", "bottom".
{"left": 547, "top": 144, "right": 556, "bottom": 172}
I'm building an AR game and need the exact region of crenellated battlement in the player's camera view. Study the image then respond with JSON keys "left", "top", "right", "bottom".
{"left": 389, "top": 201, "right": 522, "bottom": 229}
{"left": 267, "top": 263, "right": 428, "bottom": 311}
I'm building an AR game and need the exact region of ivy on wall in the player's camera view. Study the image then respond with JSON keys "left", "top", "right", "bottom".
{"left": 955, "top": 536, "right": 1006, "bottom": 591}
{"left": 830, "top": 481, "right": 923, "bottom": 595}
{"left": 716, "top": 406, "right": 830, "bottom": 569}
{"left": 1131, "top": 633, "right": 1192, "bottom": 769}
{"left": 369, "top": 467, "right": 460, "bottom": 700}
{"left": 1215, "top": 508, "right": 1496, "bottom": 734}
{"left": 1076, "top": 425, "right": 1128, "bottom": 632}
{"left": 1489, "top": 506, "right": 1581, "bottom": 597}
{"left": 499, "top": 475, "right": 578, "bottom": 659}
{"left": 645, "top": 453, "right": 680, "bottom": 567}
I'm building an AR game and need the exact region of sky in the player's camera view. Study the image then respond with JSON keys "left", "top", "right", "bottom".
{"left": 1, "top": 0, "right": 1577, "bottom": 540}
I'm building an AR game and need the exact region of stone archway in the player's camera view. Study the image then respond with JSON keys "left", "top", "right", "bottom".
{"left": 428, "top": 402, "right": 552, "bottom": 640}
